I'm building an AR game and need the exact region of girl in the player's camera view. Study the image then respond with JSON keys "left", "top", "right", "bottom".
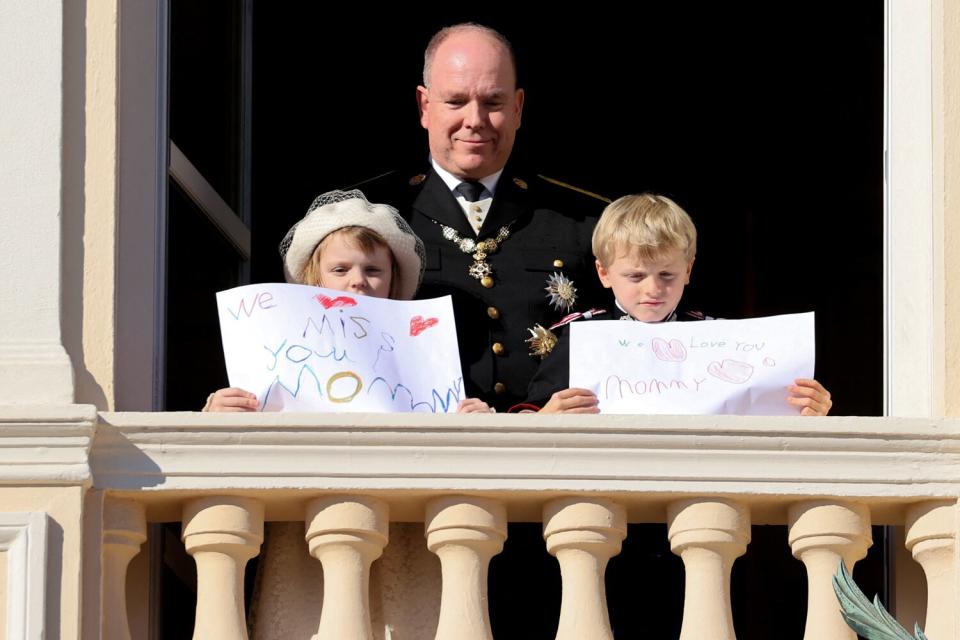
{"left": 204, "top": 189, "right": 491, "bottom": 413}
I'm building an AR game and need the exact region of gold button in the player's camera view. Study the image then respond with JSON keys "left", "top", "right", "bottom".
{"left": 487, "top": 306, "right": 500, "bottom": 319}
{"left": 553, "top": 259, "right": 564, "bottom": 268}
{"left": 492, "top": 342, "right": 505, "bottom": 355}
{"left": 472, "top": 204, "right": 482, "bottom": 212}
{"left": 494, "top": 382, "right": 507, "bottom": 394}
{"left": 481, "top": 275, "right": 495, "bottom": 288}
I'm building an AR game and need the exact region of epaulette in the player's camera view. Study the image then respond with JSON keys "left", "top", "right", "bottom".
{"left": 536, "top": 174, "right": 612, "bottom": 203}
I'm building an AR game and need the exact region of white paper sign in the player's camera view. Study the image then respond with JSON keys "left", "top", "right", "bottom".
{"left": 216, "top": 283, "right": 465, "bottom": 413}
{"left": 569, "top": 312, "right": 815, "bottom": 415}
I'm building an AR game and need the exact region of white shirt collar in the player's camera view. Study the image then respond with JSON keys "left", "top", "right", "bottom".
{"left": 430, "top": 159, "right": 503, "bottom": 196}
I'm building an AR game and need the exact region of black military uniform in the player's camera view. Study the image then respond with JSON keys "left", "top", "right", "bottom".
{"left": 359, "top": 165, "right": 607, "bottom": 411}
{"left": 525, "top": 298, "right": 709, "bottom": 407}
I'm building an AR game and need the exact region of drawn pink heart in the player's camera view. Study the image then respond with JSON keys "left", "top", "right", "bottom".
{"left": 651, "top": 337, "right": 687, "bottom": 362}
{"left": 410, "top": 315, "right": 439, "bottom": 337}
{"left": 315, "top": 294, "right": 357, "bottom": 309}
{"left": 707, "top": 359, "right": 754, "bottom": 384}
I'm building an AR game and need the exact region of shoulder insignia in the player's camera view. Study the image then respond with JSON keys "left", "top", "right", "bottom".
{"left": 537, "top": 174, "right": 612, "bottom": 203}
{"left": 513, "top": 177, "right": 528, "bottom": 190}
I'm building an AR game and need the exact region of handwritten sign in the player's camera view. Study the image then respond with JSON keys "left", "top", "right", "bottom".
{"left": 216, "top": 283, "right": 464, "bottom": 413}
{"left": 569, "top": 313, "right": 815, "bottom": 415}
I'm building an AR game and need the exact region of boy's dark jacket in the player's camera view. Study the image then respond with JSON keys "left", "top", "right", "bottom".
{"left": 524, "top": 298, "right": 708, "bottom": 407}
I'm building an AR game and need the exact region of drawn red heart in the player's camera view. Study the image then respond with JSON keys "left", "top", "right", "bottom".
{"left": 707, "top": 359, "right": 754, "bottom": 384}
{"left": 315, "top": 294, "right": 358, "bottom": 309}
{"left": 651, "top": 337, "right": 688, "bottom": 362}
{"left": 410, "top": 315, "right": 439, "bottom": 337}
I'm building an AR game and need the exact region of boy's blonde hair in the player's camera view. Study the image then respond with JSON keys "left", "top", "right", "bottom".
{"left": 300, "top": 226, "right": 401, "bottom": 298}
{"left": 592, "top": 193, "right": 697, "bottom": 266}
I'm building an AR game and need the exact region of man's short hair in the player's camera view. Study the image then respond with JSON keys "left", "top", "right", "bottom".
{"left": 592, "top": 194, "right": 698, "bottom": 266}
{"left": 422, "top": 23, "right": 518, "bottom": 88}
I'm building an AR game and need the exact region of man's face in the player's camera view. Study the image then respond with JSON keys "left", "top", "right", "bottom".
{"left": 417, "top": 32, "right": 524, "bottom": 180}
{"left": 596, "top": 248, "right": 694, "bottom": 322}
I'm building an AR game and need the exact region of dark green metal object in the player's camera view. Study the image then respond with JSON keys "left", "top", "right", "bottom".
{"left": 832, "top": 560, "right": 928, "bottom": 640}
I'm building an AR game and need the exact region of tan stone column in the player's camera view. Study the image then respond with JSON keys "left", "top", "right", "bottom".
{"left": 543, "top": 498, "right": 626, "bottom": 640}
{"left": 668, "top": 498, "right": 750, "bottom": 640}
{"left": 305, "top": 496, "right": 389, "bottom": 640}
{"left": 102, "top": 498, "right": 146, "bottom": 640}
{"left": 906, "top": 500, "right": 957, "bottom": 640}
{"left": 425, "top": 497, "right": 506, "bottom": 640}
{"left": 788, "top": 500, "right": 872, "bottom": 640}
{"left": 182, "top": 496, "right": 264, "bottom": 640}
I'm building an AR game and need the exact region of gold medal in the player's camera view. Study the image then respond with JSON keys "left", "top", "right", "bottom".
{"left": 526, "top": 324, "right": 558, "bottom": 358}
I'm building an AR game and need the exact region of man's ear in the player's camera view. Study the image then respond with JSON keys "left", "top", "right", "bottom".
{"left": 685, "top": 257, "right": 695, "bottom": 284}
{"left": 514, "top": 88, "right": 525, "bottom": 128}
{"left": 417, "top": 86, "right": 430, "bottom": 129}
{"left": 596, "top": 259, "right": 613, "bottom": 289}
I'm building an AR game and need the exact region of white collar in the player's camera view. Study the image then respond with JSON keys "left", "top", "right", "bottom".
{"left": 430, "top": 159, "right": 503, "bottom": 197}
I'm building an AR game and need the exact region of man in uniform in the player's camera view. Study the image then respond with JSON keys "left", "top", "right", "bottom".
{"left": 360, "top": 23, "right": 607, "bottom": 411}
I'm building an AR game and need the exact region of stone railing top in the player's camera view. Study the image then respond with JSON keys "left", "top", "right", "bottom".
{"left": 88, "top": 412, "right": 960, "bottom": 522}
{"left": 3, "top": 408, "right": 959, "bottom": 522}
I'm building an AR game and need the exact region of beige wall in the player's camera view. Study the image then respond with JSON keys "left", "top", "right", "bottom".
{"left": 938, "top": 0, "right": 960, "bottom": 416}
{"left": 0, "top": 549, "right": 6, "bottom": 640}
{"left": 63, "top": 0, "right": 118, "bottom": 411}
{"left": 0, "top": 487, "right": 85, "bottom": 640}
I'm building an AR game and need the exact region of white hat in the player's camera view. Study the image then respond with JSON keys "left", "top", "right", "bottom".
{"left": 279, "top": 189, "right": 425, "bottom": 300}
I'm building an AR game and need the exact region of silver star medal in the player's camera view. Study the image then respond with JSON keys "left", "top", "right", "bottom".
{"left": 544, "top": 272, "right": 577, "bottom": 312}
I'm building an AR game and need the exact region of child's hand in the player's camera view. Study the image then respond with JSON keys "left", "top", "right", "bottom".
{"left": 539, "top": 388, "right": 600, "bottom": 414}
{"left": 457, "top": 398, "right": 494, "bottom": 413}
{"left": 788, "top": 378, "right": 833, "bottom": 416}
{"left": 203, "top": 387, "right": 259, "bottom": 412}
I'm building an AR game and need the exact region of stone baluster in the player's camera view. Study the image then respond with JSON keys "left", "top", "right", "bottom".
{"left": 788, "top": 500, "right": 872, "bottom": 640}
{"left": 425, "top": 497, "right": 507, "bottom": 640}
{"left": 102, "top": 498, "right": 147, "bottom": 640}
{"left": 182, "top": 497, "right": 264, "bottom": 640}
{"left": 543, "top": 498, "right": 626, "bottom": 640}
{"left": 906, "top": 500, "right": 957, "bottom": 640}
{"left": 305, "top": 496, "right": 389, "bottom": 640}
{"left": 668, "top": 498, "right": 750, "bottom": 640}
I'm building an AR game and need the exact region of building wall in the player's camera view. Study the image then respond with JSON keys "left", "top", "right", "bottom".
{"left": 938, "top": 0, "right": 960, "bottom": 416}
{"left": 1, "top": 2, "right": 959, "bottom": 639}
{"left": 0, "top": 487, "right": 86, "bottom": 639}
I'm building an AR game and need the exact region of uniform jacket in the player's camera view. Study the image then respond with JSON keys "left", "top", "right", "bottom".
{"left": 359, "top": 166, "right": 607, "bottom": 410}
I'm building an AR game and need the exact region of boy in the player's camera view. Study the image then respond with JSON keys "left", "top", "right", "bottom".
{"left": 524, "top": 193, "right": 832, "bottom": 415}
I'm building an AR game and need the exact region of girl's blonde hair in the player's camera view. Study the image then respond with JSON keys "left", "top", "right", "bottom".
{"left": 300, "top": 226, "right": 401, "bottom": 298}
